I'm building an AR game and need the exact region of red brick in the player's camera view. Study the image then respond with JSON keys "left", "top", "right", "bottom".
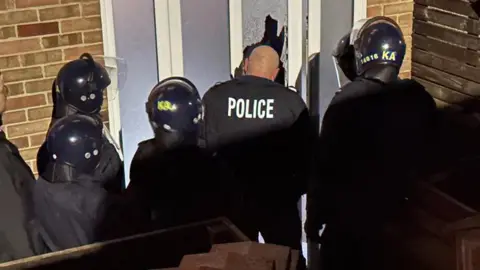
{"left": 0, "top": 1, "right": 7, "bottom": 10}
{"left": 60, "top": 16, "right": 101, "bottom": 33}
{"left": 367, "top": 5, "right": 382, "bottom": 17}
{"left": 82, "top": 2, "right": 100, "bottom": 16}
{"left": 399, "top": 71, "right": 409, "bottom": 78}
{"left": 383, "top": 2, "right": 414, "bottom": 15}
{"left": 3, "top": 67, "right": 43, "bottom": 83}
{"left": 404, "top": 36, "right": 412, "bottom": 49}
{"left": 31, "top": 160, "right": 37, "bottom": 174}
{"left": 211, "top": 242, "right": 290, "bottom": 270}
{"left": 0, "top": 26, "right": 16, "bottom": 39}
{"left": 42, "top": 33, "right": 82, "bottom": 48}
{"left": 398, "top": 13, "right": 413, "bottom": 27}
{"left": 3, "top": 110, "right": 26, "bottom": 125}
{"left": 20, "top": 147, "right": 38, "bottom": 161}
{"left": 39, "top": 4, "right": 80, "bottom": 21}
{"left": 0, "top": 55, "right": 20, "bottom": 69}
{"left": 7, "top": 94, "right": 46, "bottom": 111}
{"left": 64, "top": 44, "right": 103, "bottom": 60}
{"left": 18, "top": 22, "right": 59, "bottom": 37}
{"left": 16, "top": 0, "right": 59, "bottom": 8}
{"left": 401, "top": 25, "right": 412, "bottom": 36}
{"left": 6, "top": 119, "right": 50, "bottom": 137}
{"left": 0, "top": 38, "right": 41, "bottom": 55}
{"left": 368, "top": 0, "right": 411, "bottom": 5}
{"left": 27, "top": 105, "right": 52, "bottom": 120}
{"left": 26, "top": 78, "right": 54, "bottom": 94}
{"left": 61, "top": 0, "right": 87, "bottom": 3}
{"left": 0, "top": 10, "right": 38, "bottom": 26}
{"left": 10, "top": 136, "right": 29, "bottom": 148}
{"left": 6, "top": 83, "right": 25, "bottom": 96}
{"left": 100, "top": 109, "right": 108, "bottom": 122}
{"left": 21, "top": 50, "right": 63, "bottom": 66}
{"left": 44, "top": 62, "right": 65, "bottom": 77}
{"left": 30, "top": 133, "right": 46, "bottom": 147}
{"left": 83, "top": 30, "right": 102, "bottom": 43}
{"left": 47, "top": 93, "right": 53, "bottom": 104}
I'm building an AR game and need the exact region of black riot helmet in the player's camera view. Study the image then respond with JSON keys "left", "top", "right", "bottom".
{"left": 55, "top": 53, "right": 111, "bottom": 115}
{"left": 47, "top": 114, "right": 104, "bottom": 175}
{"left": 146, "top": 77, "right": 202, "bottom": 134}
{"left": 332, "top": 32, "right": 357, "bottom": 87}
{"left": 146, "top": 77, "right": 202, "bottom": 147}
{"left": 351, "top": 16, "right": 406, "bottom": 76}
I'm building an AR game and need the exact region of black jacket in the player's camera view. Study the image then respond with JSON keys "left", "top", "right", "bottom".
{"left": 126, "top": 139, "right": 234, "bottom": 231}
{"left": 0, "top": 133, "right": 43, "bottom": 261}
{"left": 33, "top": 175, "right": 108, "bottom": 251}
{"left": 33, "top": 172, "right": 131, "bottom": 252}
{"left": 202, "top": 75, "right": 314, "bottom": 202}
{"left": 308, "top": 78, "right": 436, "bottom": 227}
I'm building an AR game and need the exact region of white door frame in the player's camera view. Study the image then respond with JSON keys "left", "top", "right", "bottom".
{"left": 229, "top": 0, "right": 243, "bottom": 76}
{"left": 354, "top": 0, "right": 368, "bottom": 24}
{"left": 100, "top": 0, "right": 122, "bottom": 146}
{"left": 154, "top": 0, "right": 184, "bottom": 80}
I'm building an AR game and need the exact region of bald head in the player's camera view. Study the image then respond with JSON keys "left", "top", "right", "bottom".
{"left": 244, "top": 45, "right": 280, "bottom": 81}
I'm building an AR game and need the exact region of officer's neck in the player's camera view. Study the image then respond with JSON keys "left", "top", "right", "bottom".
{"left": 362, "top": 66, "right": 399, "bottom": 84}
{"left": 244, "top": 71, "right": 274, "bottom": 81}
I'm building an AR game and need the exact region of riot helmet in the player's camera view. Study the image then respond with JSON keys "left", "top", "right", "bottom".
{"left": 332, "top": 32, "right": 357, "bottom": 87}
{"left": 54, "top": 53, "right": 111, "bottom": 117}
{"left": 146, "top": 77, "right": 202, "bottom": 146}
{"left": 351, "top": 16, "right": 406, "bottom": 77}
{"left": 47, "top": 114, "right": 104, "bottom": 176}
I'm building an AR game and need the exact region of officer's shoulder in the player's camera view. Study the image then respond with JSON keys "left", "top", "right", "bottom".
{"left": 394, "top": 78, "right": 430, "bottom": 95}
{"left": 205, "top": 80, "right": 234, "bottom": 94}
{"left": 203, "top": 80, "right": 232, "bottom": 102}
{"left": 273, "top": 84, "right": 306, "bottom": 107}
{"left": 137, "top": 138, "right": 155, "bottom": 149}
{"left": 398, "top": 78, "right": 435, "bottom": 103}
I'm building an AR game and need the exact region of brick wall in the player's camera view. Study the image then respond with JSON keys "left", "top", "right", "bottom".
{"left": 0, "top": 0, "right": 107, "bottom": 175}
{"left": 367, "top": 0, "right": 413, "bottom": 79}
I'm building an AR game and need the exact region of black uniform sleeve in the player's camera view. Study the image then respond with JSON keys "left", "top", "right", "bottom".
{"left": 201, "top": 87, "right": 222, "bottom": 150}
{"left": 288, "top": 102, "right": 316, "bottom": 198}
{"left": 128, "top": 143, "right": 149, "bottom": 190}
{"left": 0, "top": 143, "right": 41, "bottom": 260}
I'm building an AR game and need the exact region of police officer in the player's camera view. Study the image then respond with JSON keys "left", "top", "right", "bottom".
{"left": 126, "top": 77, "right": 232, "bottom": 232}
{"left": 0, "top": 74, "right": 43, "bottom": 261}
{"left": 233, "top": 16, "right": 285, "bottom": 85}
{"left": 203, "top": 45, "right": 313, "bottom": 268}
{"left": 33, "top": 114, "right": 128, "bottom": 251}
{"left": 306, "top": 17, "right": 436, "bottom": 270}
{"left": 36, "top": 53, "right": 124, "bottom": 193}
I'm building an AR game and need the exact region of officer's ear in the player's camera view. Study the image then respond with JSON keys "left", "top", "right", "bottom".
{"left": 243, "top": 58, "right": 249, "bottom": 75}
